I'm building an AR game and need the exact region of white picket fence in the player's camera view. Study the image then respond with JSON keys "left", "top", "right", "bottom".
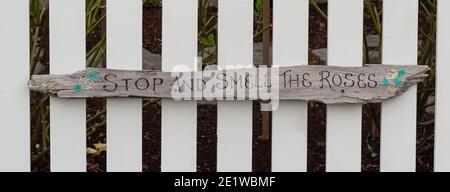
{"left": 0, "top": 0, "right": 449, "bottom": 172}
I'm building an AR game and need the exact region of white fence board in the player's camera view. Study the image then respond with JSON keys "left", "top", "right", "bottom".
{"left": 0, "top": 0, "right": 30, "bottom": 172}
{"left": 435, "top": 0, "right": 450, "bottom": 172}
{"left": 217, "top": 0, "right": 253, "bottom": 172}
{"left": 272, "top": 0, "right": 308, "bottom": 172}
{"left": 49, "top": 0, "right": 86, "bottom": 172}
{"left": 326, "top": 0, "right": 364, "bottom": 172}
{"left": 106, "top": 0, "right": 142, "bottom": 172}
{"left": 161, "top": 0, "right": 198, "bottom": 172}
{"left": 381, "top": 0, "right": 418, "bottom": 172}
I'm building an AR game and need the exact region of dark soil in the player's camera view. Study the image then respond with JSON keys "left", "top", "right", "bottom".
{"left": 143, "top": 7, "right": 162, "bottom": 54}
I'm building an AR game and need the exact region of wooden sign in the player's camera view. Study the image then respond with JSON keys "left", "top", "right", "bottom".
{"left": 28, "top": 65, "right": 429, "bottom": 104}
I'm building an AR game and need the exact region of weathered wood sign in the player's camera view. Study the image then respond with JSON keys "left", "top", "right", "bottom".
{"left": 28, "top": 65, "right": 429, "bottom": 104}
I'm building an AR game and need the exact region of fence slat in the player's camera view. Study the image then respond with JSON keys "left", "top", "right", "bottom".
{"left": 326, "top": 0, "right": 364, "bottom": 172}
{"left": 380, "top": 0, "right": 418, "bottom": 172}
{"left": 49, "top": 0, "right": 86, "bottom": 172}
{"left": 435, "top": 0, "right": 450, "bottom": 172}
{"left": 217, "top": 0, "right": 253, "bottom": 172}
{"left": 272, "top": 0, "right": 308, "bottom": 172}
{"left": 106, "top": 0, "right": 142, "bottom": 172}
{"left": 161, "top": 0, "right": 198, "bottom": 172}
{"left": 0, "top": 0, "right": 30, "bottom": 172}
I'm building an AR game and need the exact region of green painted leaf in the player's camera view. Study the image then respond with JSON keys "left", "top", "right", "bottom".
{"left": 87, "top": 71, "right": 99, "bottom": 80}
{"left": 394, "top": 78, "right": 402, "bottom": 86}
{"left": 74, "top": 84, "right": 82, "bottom": 93}
{"left": 383, "top": 78, "right": 389, "bottom": 86}
{"left": 398, "top": 69, "right": 406, "bottom": 78}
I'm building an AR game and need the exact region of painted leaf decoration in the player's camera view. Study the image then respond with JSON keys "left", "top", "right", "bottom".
{"left": 394, "top": 78, "right": 402, "bottom": 86}
{"left": 73, "top": 84, "right": 82, "bottom": 93}
{"left": 398, "top": 69, "right": 406, "bottom": 78}
{"left": 383, "top": 78, "right": 389, "bottom": 86}
{"left": 87, "top": 71, "right": 99, "bottom": 80}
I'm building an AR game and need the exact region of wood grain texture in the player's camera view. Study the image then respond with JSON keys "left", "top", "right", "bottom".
{"left": 29, "top": 65, "right": 429, "bottom": 104}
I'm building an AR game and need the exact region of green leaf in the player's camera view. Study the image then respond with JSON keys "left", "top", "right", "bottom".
{"left": 74, "top": 84, "right": 82, "bottom": 93}
{"left": 208, "top": 34, "right": 215, "bottom": 45}
{"left": 256, "top": 0, "right": 263, "bottom": 11}
{"left": 199, "top": 37, "right": 208, "bottom": 46}
{"left": 394, "top": 78, "right": 402, "bottom": 86}
{"left": 200, "top": 34, "right": 215, "bottom": 46}
{"left": 383, "top": 78, "right": 389, "bottom": 86}
{"left": 398, "top": 69, "right": 406, "bottom": 78}
{"left": 87, "top": 71, "right": 100, "bottom": 80}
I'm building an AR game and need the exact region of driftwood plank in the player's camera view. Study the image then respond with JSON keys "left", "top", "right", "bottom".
{"left": 28, "top": 65, "right": 429, "bottom": 104}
